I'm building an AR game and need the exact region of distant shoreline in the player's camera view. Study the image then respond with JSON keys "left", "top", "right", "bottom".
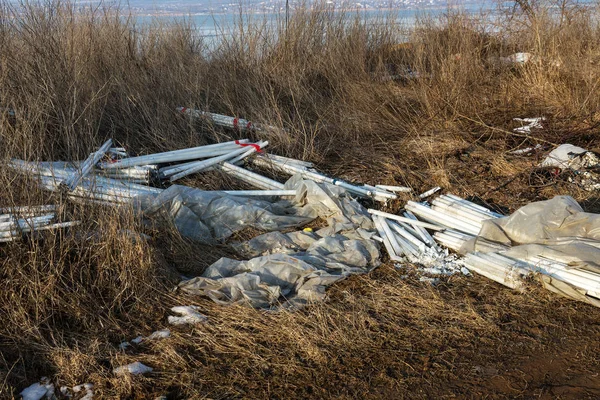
{"left": 129, "top": 4, "right": 490, "bottom": 19}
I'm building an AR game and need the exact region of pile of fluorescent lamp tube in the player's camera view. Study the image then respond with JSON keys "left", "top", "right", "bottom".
{"left": 0, "top": 205, "right": 79, "bottom": 242}
{"left": 394, "top": 194, "right": 600, "bottom": 300}
{"left": 177, "top": 107, "right": 278, "bottom": 133}
{"left": 369, "top": 195, "right": 530, "bottom": 286}
{"left": 9, "top": 134, "right": 410, "bottom": 211}
{"left": 9, "top": 159, "right": 162, "bottom": 205}
{"left": 366, "top": 207, "right": 468, "bottom": 277}
{"left": 250, "top": 154, "right": 398, "bottom": 202}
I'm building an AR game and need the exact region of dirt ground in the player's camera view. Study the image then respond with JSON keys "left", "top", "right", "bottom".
{"left": 103, "top": 265, "right": 600, "bottom": 399}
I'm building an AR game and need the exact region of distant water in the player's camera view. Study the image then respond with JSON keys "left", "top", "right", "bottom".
{"left": 132, "top": 2, "right": 498, "bottom": 39}
{"left": 129, "top": 0, "right": 596, "bottom": 42}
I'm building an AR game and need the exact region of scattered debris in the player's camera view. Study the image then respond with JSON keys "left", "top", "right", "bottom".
{"left": 120, "top": 329, "right": 170, "bottom": 349}
{"left": 168, "top": 306, "right": 207, "bottom": 325}
{"left": 8, "top": 133, "right": 600, "bottom": 313}
{"left": 539, "top": 144, "right": 600, "bottom": 191}
{"left": 20, "top": 378, "right": 54, "bottom": 400}
{"left": 513, "top": 117, "right": 544, "bottom": 134}
{"left": 72, "top": 383, "right": 94, "bottom": 400}
{"left": 509, "top": 144, "right": 543, "bottom": 155}
{"left": 113, "top": 361, "right": 153, "bottom": 376}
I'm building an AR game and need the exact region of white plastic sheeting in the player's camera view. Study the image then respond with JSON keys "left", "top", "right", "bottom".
{"left": 138, "top": 174, "right": 374, "bottom": 243}
{"left": 540, "top": 144, "right": 592, "bottom": 170}
{"left": 176, "top": 176, "right": 381, "bottom": 309}
{"left": 137, "top": 184, "right": 310, "bottom": 243}
{"left": 477, "top": 196, "right": 599, "bottom": 244}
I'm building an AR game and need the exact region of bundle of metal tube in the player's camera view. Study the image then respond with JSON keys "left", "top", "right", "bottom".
{"left": 11, "top": 159, "right": 295, "bottom": 204}
{"left": 165, "top": 141, "right": 269, "bottom": 182}
{"left": 0, "top": 207, "right": 80, "bottom": 242}
{"left": 10, "top": 160, "right": 161, "bottom": 194}
{"left": 462, "top": 252, "right": 530, "bottom": 290}
{"left": 522, "top": 255, "right": 600, "bottom": 294}
{"left": 368, "top": 209, "right": 444, "bottom": 262}
{"left": 177, "top": 107, "right": 279, "bottom": 133}
{"left": 250, "top": 154, "right": 397, "bottom": 202}
{"left": 405, "top": 194, "right": 502, "bottom": 236}
{"left": 463, "top": 250, "right": 600, "bottom": 296}
{"left": 62, "top": 139, "right": 113, "bottom": 191}
{"left": 11, "top": 156, "right": 155, "bottom": 185}
{"left": 433, "top": 230, "right": 509, "bottom": 253}
{"left": 10, "top": 160, "right": 161, "bottom": 204}
{"left": 99, "top": 140, "right": 252, "bottom": 169}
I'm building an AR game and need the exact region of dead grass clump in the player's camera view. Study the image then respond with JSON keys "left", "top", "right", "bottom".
{"left": 0, "top": 194, "right": 170, "bottom": 394}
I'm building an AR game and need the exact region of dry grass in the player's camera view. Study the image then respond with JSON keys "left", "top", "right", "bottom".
{"left": 2, "top": 0, "right": 600, "bottom": 398}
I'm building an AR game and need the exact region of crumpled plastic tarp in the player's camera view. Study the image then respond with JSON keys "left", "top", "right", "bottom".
{"left": 137, "top": 184, "right": 311, "bottom": 242}
{"left": 142, "top": 175, "right": 381, "bottom": 309}
{"left": 137, "top": 174, "right": 375, "bottom": 243}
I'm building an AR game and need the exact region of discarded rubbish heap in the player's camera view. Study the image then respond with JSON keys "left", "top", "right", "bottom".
{"left": 8, "top": 119, "right": 600, "bottom": 309}
{"left": 9, "top": 134, "right": 396, "bottom": 308}
{"left": 378, "top": 193, "right": 600, "bottom": 307}
{"left": 539, "top": 144, "right": 600, "bottom": 191}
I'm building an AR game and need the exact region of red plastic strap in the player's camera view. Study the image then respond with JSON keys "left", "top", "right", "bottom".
{"left": 180, "top": 107, "right": 187, "bottom": 113}
{"left": 233, "top": 118, "right": 239, "bottom": 130}
{"left": 235, "top": 140, "right": 262, "bottom": 152}
{"left": 246, "top": 121, "right": 253, "bottom": 131}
